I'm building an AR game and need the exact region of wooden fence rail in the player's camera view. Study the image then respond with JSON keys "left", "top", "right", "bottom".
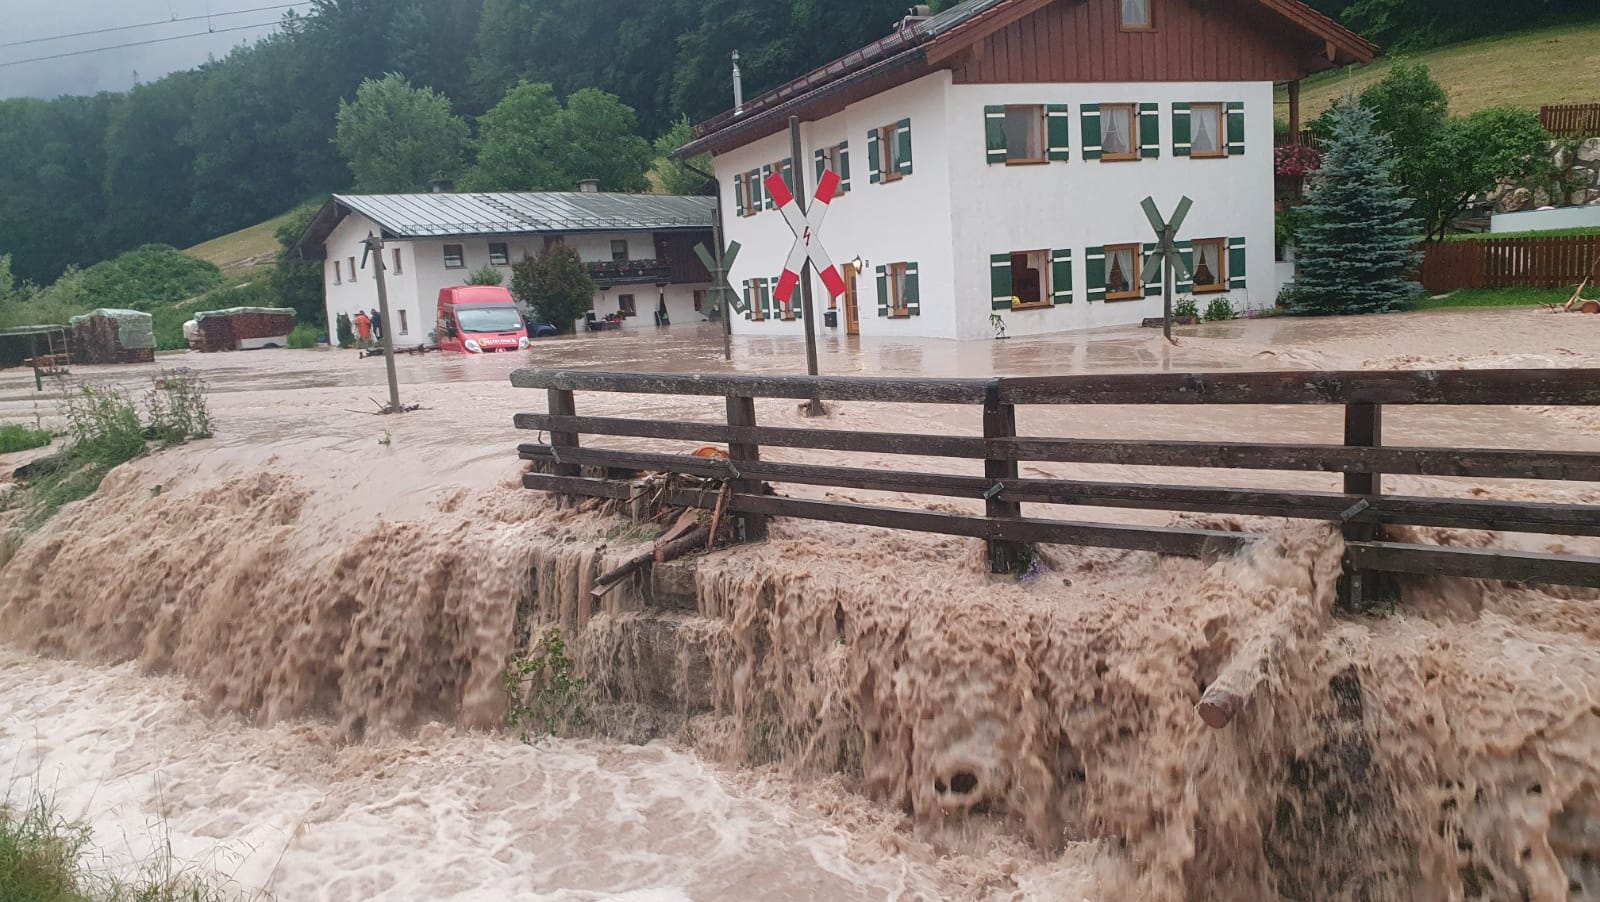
{"left": 1541, "top": 103, "right": 1600, "bottom": 138}
{"left": 511, "top": 368, "right": 1600, "bottom": 599}
{"left": 1418, "top": 235, "right": 1600, "bottom": 292}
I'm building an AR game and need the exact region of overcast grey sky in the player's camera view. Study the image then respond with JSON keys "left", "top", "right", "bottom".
{"left": 0, "top": 0, "right": 301, "bottom": 99}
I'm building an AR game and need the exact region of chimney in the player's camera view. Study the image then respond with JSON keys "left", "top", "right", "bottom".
{"left": 732, "top": 49, "right": 744, "bottom": 117}
{"left": 430, "top": 178, "right": 455, "bottom": 193}
{"left": 578, "top": 179, "right": 600, "bottom": 193}
{"left": 900, "top": 4, "right": 932, "bottom": 29}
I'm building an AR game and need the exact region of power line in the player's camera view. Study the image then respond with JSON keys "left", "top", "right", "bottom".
{"left": 0, "top": 3, "right": 308, "bottom": 50}
{"left": 0, "top": 21, "right": 284, "bottom": 69}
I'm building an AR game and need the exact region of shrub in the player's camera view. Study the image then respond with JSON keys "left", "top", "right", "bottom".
{"left": 60, "top": 384, "right": 145, "bottom": 466}
{"left": 78, "top": 245, "right": 223, "bottom": 311}
{"left": 467, "top": 264, "right": 505, "bottom": 286}
{"left": 511, "top": 245, "right": 594, "bottom": 333}
{"left": 287, "top": 323, "right": 321, "bottom": 349}
{"left": 1173, "top": 297, "right": 1200, "bottom": 320}
{"left": 0, "top": 424, "right": 52, "bottom": 454}
{"left": 503, "top": 627, "right": 590, "bottom": 741}
{"left": 145, "top": 369, "right": 213, "bottom": 445}
{"left": 1203, "top": 297, "right": 1237, "bottom": 322}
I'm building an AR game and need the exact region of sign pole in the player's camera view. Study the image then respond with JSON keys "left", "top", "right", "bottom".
{"left": 362, "top": 232, "right": 404, "bottom": 414}
{"left": 789, "top": 117, "right": 823, "bottom": 416}
{"left": 712, "top": 178, "right": 732, "bottom": 362}
{"left": 1163, "top": 227, "right": 1175, "bottom": 344}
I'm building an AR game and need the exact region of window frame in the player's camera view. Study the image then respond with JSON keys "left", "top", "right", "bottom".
{"left": 1119, "top": 0, "right": 1153, "bottom": 31}
{"left": 741, "top": 169, "right": 762, "bottom": 216}
{"left": 1104, "top": 243, "right": 1145, "bottom": 301}
{"left": 347, "top": 256, "right": 357, "bottom": 282}
{"left": 617, "top": 293, "right": 637, "bottom": 317}
{"left": 746, "top": 278, "right": 766, "bottom": 321}
{"left": 884, "top": 262, "right": 911, "bottom": 317}
{"left": 1100, "top": 104, "right": 1140, "bottom": 162}
{"left": 1189, "top": 103, "right": 1227, "bottom": 159}
{"left": 611, "top": 240, "right": 629, "bottom": 263}
{"left": 333, "top": 260, "right": 342, "bottom": 285}
{"left": 392, "top": 248, "right": 403, "bottom": 275}
{"left": 1190, "top": 238, "right": 1228, "bottom": 293}
{"left": 1003, "top": 105, "right": 1048, "bottom": 166}
{"left": 489, "top": 242, "right": 510, "bottom": 266}
{"left": 443, "top": 244, "right": 466, "bottom": 269}
{"left": 1008, "top": 249, "right": 1053, "bottom": 309}
{"left": 397, "top": 309, "right": 409, "bottom": 336}
{"left": 878, "top": 122, "right": 904, "bottom": 183}
{"left": 820, "top": 143, "right": 848, "bottom": 193}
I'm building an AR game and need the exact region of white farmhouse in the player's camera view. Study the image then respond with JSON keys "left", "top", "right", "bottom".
{"left": 292, "top": 186, "right": 716, "bottom": 344}
{"left": 680, "top": 0, "right": 1376, "bottom": 341}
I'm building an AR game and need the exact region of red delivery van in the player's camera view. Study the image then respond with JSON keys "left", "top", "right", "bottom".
{"left": 436, "top": 286, "right": 529, "bottom": 354}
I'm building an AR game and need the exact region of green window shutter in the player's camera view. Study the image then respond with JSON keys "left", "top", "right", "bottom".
{"left": 814, "top": 149, "right": 826, "bottom": 183}
{"left": 781, "top": 158, "right": 794, "bottom": 191}
{"left": 1139, "top": 103, "right": 1161, "bottom": 159}
{"left": 760, "top": 278, "right": 774, "bottom": 319}
{"left": 1228, "top": 237, "right": 1247, "bottom": 289}
{"left": 1081, "top": 104, "right": 1102, "bottom": 161}
{"left": 867, "top": 129, "right": 882, "bottom": 184}
{"left": 1046, "top": 104, "right": 1071, "bottom": 162}
{"left": 989, "top": 253, "right": 1013, "bottom": 310}
{"left": 985, "top": 105, "right": 1007, "bottom": 165}
{"left": 896, "top": 118, "right": 914, "bottom": 176}
{"left": 1086, "top": 246, "right": 1106, "bottom": 301}
{"left": 1172, "top": 103, "right": 1192, "bottom": 157}
{"left": 734, "top": 174, "right": 746, "bottom": 217}
{"left": 1176, "top": 240, "right": 1194, "bottom": 293}
{"left": 876, "top": 265, "right": 889, "bottom": 317}
{"left": 1051, "top": 249, "right": 1073, "bottom": 304}
{"left": 1227, "top": 102, "right": 1246, "bottom": 156}
{"left": 742, "top": 282, "right": 753, "bottom": 320}
{"left": 1143, "top": 243, "right": 1162, "bottom": 296}
{"left": 904, "top": 263, "right": 920, "bottom": 316}
{"left": 839, "top": 143, "right": 851, "bottom": 193}
{"left": 761, "top": 164, "right": 774, "bottom": 210}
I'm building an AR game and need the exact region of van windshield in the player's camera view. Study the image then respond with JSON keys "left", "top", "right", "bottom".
{"left": 456, "top": 306, "right": 524, "bottom": 334}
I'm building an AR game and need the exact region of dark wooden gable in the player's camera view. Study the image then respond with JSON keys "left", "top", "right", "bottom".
{"left": 943, "top": 0, "right": 1321, "bottom": 84}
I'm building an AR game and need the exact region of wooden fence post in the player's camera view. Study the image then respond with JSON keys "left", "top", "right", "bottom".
{"left": 983, "top": 382, "right": 1022, "bottom": 574}
{"left": 725, "top": 394, "right": 767, "bottom": 541}
{"left": 546, "top": 387, "right": 580, "bottom": 509}
{"left": 1342, "top": 401, "right": 1383, "bottom": 610}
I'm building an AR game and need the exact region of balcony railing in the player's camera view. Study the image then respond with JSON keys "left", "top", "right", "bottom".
{"left": 588, "top": 259, "right": 674, "bottom": 286}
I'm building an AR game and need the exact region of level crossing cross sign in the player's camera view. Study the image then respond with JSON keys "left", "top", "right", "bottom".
{"left": 765, "top": 168, "right": 847, "bottom": 307}
{"left": 693, "top": 239, "right": 743, "bottom": 314}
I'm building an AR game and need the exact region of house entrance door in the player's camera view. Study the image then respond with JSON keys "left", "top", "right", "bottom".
{"left": 842, "top": 266, "right": 860, "bottom": 336}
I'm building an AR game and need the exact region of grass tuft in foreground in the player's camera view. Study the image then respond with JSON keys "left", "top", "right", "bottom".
{"left": 0, "top": 424, "right": 53, "bottom": 455}
{"left": 1413, "top": 287, "right": 1575, "bottom": 311}
{"left": 0, "top": 791, "right": 238, "bottom": 902}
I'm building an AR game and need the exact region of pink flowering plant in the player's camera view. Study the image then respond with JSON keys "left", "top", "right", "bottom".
{"left": 1275, "top": 143, "right": 1323, "bottom": 178}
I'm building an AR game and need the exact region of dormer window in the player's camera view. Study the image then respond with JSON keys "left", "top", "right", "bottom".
{"left": 1121, "top": 0, "right": 1151, "bottom": 30}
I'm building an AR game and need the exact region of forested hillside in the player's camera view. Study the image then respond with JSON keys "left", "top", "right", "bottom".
{"left": 0, "top": 0, "right": 1593, "bottom": 288}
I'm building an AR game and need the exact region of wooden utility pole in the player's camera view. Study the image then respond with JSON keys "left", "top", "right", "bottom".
{"left": 789, "top": 116, "right": 825, "bottom": 416}
{"left": 361, "top": 232, "right": 404, "bottom": 414}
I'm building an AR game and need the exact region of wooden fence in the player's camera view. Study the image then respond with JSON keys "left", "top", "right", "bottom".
{"left": 1541, "top": 103, "right": 1600, "bottom": 139}
{"left": 511, "top": 368, "right": 1600, "bottom": 600}
{"left": 1418, "top": 235, "right": 1600, "bottom": 292}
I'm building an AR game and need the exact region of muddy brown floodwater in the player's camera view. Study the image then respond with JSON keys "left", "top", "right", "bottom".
{"left": 2, "top": 309, "right": 1599, "bottom": 900}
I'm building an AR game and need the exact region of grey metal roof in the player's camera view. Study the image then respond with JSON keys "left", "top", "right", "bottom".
{"left": 334, "top": 192, "right": 715, "bottom": 238}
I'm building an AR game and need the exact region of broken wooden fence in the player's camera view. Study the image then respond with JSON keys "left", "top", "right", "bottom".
{"left": 512, "top": 368, "right": 1600, "bottom": 596}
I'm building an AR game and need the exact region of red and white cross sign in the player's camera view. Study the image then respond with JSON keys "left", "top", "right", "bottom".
{"left": 764, "top": 168, "right": 847, "bottom": 305}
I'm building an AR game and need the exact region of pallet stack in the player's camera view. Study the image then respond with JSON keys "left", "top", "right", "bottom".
{"left": 69, "top": 309, "right": 156, "bottom": 365}
{"left": 194, "top": 307, "right": 296, "bottom": 352}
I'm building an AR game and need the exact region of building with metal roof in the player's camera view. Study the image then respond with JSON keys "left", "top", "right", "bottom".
{"left": 293, "top": 187, "right": 717, "bottom": 346}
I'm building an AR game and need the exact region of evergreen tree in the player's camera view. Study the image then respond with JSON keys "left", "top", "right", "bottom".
{"left": 1288, "top": 99, "right": 1422, "bottom": 316}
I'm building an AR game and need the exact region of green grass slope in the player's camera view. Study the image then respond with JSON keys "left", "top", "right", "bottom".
{"left": 184, "top": 208, "right": 301, "bottom": 273}
{"left": 1291, "top": 21, "right": 1600, "bottom": 121}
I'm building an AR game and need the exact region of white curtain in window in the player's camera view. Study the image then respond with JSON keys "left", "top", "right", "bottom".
{"left": 1192, "top": 108, "right": 1219, "bottom": 154}
{"left": 1108, "top": 248, "right": 1136, "bottom": 293}
{"left": 1103, "top": 107, "right": 1132, "bottom": 155}
{"left": 1122, "top": 0, "right": 1149, "bottom": 26}
{"left": 1194, "top": 242, "right": 1221, "bottom": 286}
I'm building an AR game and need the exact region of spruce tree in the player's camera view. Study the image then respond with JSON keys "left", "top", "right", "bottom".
{"left": 1289, "top": 99, "right": 1422, "bottom": 316}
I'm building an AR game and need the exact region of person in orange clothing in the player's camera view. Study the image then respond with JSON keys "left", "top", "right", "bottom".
{"left": 353, "top": 310, "right": 372, "bottom": 346}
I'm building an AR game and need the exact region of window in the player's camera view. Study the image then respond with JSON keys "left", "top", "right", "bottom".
{"left": 1003, "top": 106, "right": 1046, "bottom": 164}
{"left": 489, "top": 242, "right": 510, "bottom": 266}
{"left": 741, "top": 169, "right": 762, "bottom": 216}
{"left": 1009, "top": 251, "right": 1051, "bottom": 308}
{"left": 392, "top": 248, "right": 403, "bottom": 275}
{"left": 1191, "top": 238, "right": 1227, "bottom": 292}
{"left": 611, "top": 240, "right": 629, "bottom": 262}
{"left": 348, "top": 256, "right": 357, "bottom": 282}
{"left": 1101, "top": 104, "right": 1137, "bottom": 160}
{"left": 333, "top": 260, "right": 342, "bottom": 285}
{"left": 817, "top": 142, "right": 851, "bottom": 193}
{"left": 1190, "top": 103, "right": 1225, "bottom": 158}
{"left": 443, "top": 244, "right": 465, "bottom": 269}
{"left": 1105, "top": 244, "right": 1143, "bottom": 300}
{"left": 745, "top": 278, "right": 766, "bottom": 321}
{"left": 1120, "top": 0, "right": 1151, "bottom": 30}
{"left": 398, "top": 309, "right": 409, "bottom": 336}
{"left": 885, "top": 263, "right": 909, "bottom": 316}
{"left": 693, "top": 289, "right": 708, "bottom": 312}
{"left": 878, "top": 122, "right": 905, "bottom": 182}
{"left": 618, "top": 293, "right": 636, "bottom": 317}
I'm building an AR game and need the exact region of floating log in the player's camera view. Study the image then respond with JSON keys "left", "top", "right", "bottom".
{"left": 1197, "top": 637, "right": 1286, "bottom": 729}
{"left": 592, "top": 525, "right": 711, "bottom": 598}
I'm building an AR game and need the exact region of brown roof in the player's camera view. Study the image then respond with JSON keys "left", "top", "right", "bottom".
{"left": 680, "top": 0, "right": 1377, "bottom": 158}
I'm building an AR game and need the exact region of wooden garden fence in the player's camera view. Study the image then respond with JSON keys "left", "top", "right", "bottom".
{"left": 1418, "top": 235, "right": 1600, "bottom": 292}
{"left": 1540, "top": 103, "right": 1600, "bottom": 139}
{"left": 512, "top": 368, "right": 1600, "bottom": 600}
